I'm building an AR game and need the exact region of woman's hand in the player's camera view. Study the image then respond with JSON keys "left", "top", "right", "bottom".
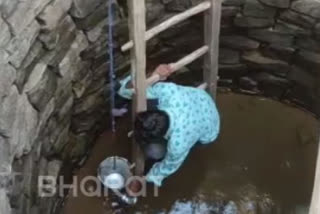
{"left": 152, "top": 64, "right": 173, "bottom": 81}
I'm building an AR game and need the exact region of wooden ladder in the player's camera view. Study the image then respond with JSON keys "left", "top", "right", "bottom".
{"left": 121, "top": 0, "right": 221, "bottom": 175}
{"left": 121, "top": 3, "right": 320, "bottom": 214}
{"left": 121, "top": 0, "right": 222, "bottom": 175}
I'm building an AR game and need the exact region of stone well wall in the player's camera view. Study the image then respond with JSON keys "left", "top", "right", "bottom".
{"left": 218, "top": 0, "right": 320, "bottom": 117}
{"left": 0, "top": 0, "right": 168, "bottom": 214}
{"left": 156, "top": 0, "right": 320, "bottom": 117}
{"left": 0, "top": 0, "right": 319, "bottom": 214}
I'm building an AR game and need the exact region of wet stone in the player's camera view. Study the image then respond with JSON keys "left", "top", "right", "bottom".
{"left": 279, "top": 10, "right": 316, "bottom": 29}
{"left": 25, "top": 64, "right": 58, "bottom": 112}
{"left": 36, "top": 98, "right": 55, "bottom": 137}
{"left": 220, "top": 35, "right": 260, "bottom": 50}
{"left": 71, "top": 111, "right": 103, "bottom": 134}
{"left": 0, "top": 49, "right": 9, "bottom": 64}
{"left": 24, "top": 64, "right": 47, "bottom": 93}
{"left": 58, "top": 31, "right": 89, "bottom": 78}
{"left": 259, "top": 0, "right": 290, "bottom": 8}
{"left": 70, "top": 134, "right": 89, "bottom": 162}
{"left": 242, "top": 51, "right": 290, "bottom": 76}
{"left": 73, "top": 71, "right": 93, "bottom": 99}
{"left": 56, "top": 96, "right": 73, "bottom": 123}
{"left": 315, "top": 23, "right": 320, "bottom": 39}
{"left": 274, "top": 20, "right": 311, "bottom": 36}
{"left": 41, "top": 16, "right": 77, "bottom": 66}
{"left": 295, "top": 50, "right": 320, "bottom": 71}
{"left": 287, "top": 66, "right": 316, "bottom": 89}
{"left": 291, "top": 0, "right": 320, "bottom": 19}
{"left": 0, "top": 189, "right": 11, "bottom": 214}
{"left": 165, "top": 0, "right": 192, "bottom": 12}
{"left": 157, "top": 16, "right": 192, "bottom": 40}
{"left": 7, "top": 90, "right": 38, "bottom": 159}
{"left": 16, "top": 41, "right": 45, "bottom": 93}
{"left": 234, "top": 14, "right": 274, "bottom": 28}
{"left": 39, "top": 198, "right": 56, "bottom": 214}
{"left": 218, "top": 79, "right": 234, "bottom": 87}
{"left": 0, "top": 17, "right": 11, "bottom": 48}
{"left": 219, "top": 48, "right": 240, "bottom": 64}
{"left": 7, "top": 0, "right": 51, "bottom": 35}
{"left": 0, "top": 63, "right": 16, "bottom": 103}
{"left": 37, "top": 0, "right": 73, "bottom": 32}
{"left": 89, "top": 59, "right": 129, "bottom": 95}
{"left": 221, "top": 22, "right": 236, "bottom": 34}
{"left": 146, "top": 0, "right": 166, "bottom": 25}
{"left": 261, "top": 44, "right": 295, "bottom": 62}
{"left": 0, "top": 0, "right": 19, "bottom": 18}
{"left": 51, "top": 122, "right": 70, "bottom": 156}
{"left": 73, "top": 90, "right": 105, "bottom": 115}
{"left": 157, "top": 27, "right": 202, "bottom": 52}
{"left": 0, "top": 136, "right": 10, "bottom": 174}
{"left": 243, "top": 0, "right": 277, "bottom": 18}
{"left": 16, "top": 154, "right": 37, "bottom": 203}
{"left": 239, "top": 76, "right": 258, "bottom": 90}
{"left": 285, "top": 84, "right": 316, "bottom": 111}
{"left": 219, "top": 64, "right": 248, "bottom": 78}
{"left": 161, "top": 0, "right": 173, "bottom": 4}
{"left": 18, "top": 40, "right": 44, "bottom": 71}
{"left": 39, "top": 15, "right": 76, "bottom": 51}
{"left": 295, "top": 36, "right": 320, "bottom": 53}
{"left": 0, "top": 86, "right": 19, "bottom": 138}
{"left": 55, "top": 77, "right": 73, "bottom": 111}
{"left": 222, "top": 0, "right": 245, "bottom": 6}
{"left": 47, "top": 160, "right": 62, "bottom": 178}
{"left": 85, "top": 19, "right": 107, "bottom": 43}
{"left": 73, "top": 1, "right": 109, "bottom": 31}
{"left": 248, "top": 29, "right": 294, "bottom": 46}
{"left": 6, "top": 21, "right": 40, "bottom": 68}
{"left": 222, "top": 6, "right": 240, "bottom": 18}
{"left": 70, "top": 0, "right": 104, "bottom": 18}
{"left": 253, "top": 72, "right": 292, "bottom": 97}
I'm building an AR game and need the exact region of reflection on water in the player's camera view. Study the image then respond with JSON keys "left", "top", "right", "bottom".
{"left": 63, "top": 93, "right": 319, "bottom": 214}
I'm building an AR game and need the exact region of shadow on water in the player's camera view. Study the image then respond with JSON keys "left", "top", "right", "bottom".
{"left": 63, "top": 93, "right": 319, "bottom": 214}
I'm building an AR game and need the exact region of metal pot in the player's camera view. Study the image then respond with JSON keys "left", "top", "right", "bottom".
{"left": 97, "top": 156, "right": 132, "bottom": 190}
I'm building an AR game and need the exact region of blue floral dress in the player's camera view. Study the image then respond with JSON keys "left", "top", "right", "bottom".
{"left": 118, "top": 76, "right": 220, "bottom": 186}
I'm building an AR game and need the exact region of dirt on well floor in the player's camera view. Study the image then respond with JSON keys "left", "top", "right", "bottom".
{"left": 63, "top": 93, "right": 319, "bottom": 214}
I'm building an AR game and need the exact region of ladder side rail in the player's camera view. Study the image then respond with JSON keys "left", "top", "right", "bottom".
{"left": 127, "top": 0, "right": 147, "bottom": 176}
{"left": 203, "top": 0, "right": 222, "bottom": 98}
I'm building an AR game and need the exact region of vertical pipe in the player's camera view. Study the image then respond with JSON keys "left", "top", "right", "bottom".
{"left": 127, "top": 0, "right": 147, "bottom": 176}
{"left": 113, "top": 156, "right": 116, "bottom": 170}
{"left": 108, "top": 0, "right": 116, "bottom": 132}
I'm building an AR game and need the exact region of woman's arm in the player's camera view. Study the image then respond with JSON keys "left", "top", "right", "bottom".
{"left": 117, "top": 64, "right": 173, "bottom": 100}
{"left": 145, "top": 132, "right": 192, "bottom": 186}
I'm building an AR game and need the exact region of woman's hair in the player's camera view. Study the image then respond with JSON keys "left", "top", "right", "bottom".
{"left": 134, "top": 110, "right": 170, "bottom": 144}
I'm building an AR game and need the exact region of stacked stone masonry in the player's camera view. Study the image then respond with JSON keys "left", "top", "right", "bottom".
{"left": 0, "top": 0, "right": 319, "bottom": 214}
{"left": 219, "top": 0, "right": 320, "bottom": 116}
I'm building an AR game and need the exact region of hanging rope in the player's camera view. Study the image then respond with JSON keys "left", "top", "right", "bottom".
{"left": 108, "top": 0, "right": 116, "bottom": 132}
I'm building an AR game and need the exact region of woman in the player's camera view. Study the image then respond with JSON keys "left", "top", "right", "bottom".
{"left": 118, "top": 65, "right": 220, "bottom": 187}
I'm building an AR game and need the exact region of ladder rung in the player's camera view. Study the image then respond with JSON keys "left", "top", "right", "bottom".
{"left": 121, "top": 1, "right": 211, "bottom": 52}
{"left": 147, "top": 45, "right": 209, "bottom": 86}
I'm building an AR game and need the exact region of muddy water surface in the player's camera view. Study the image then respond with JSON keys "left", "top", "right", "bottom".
{"left": 63, "top": 93, "right": 319, "bottom": 214}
